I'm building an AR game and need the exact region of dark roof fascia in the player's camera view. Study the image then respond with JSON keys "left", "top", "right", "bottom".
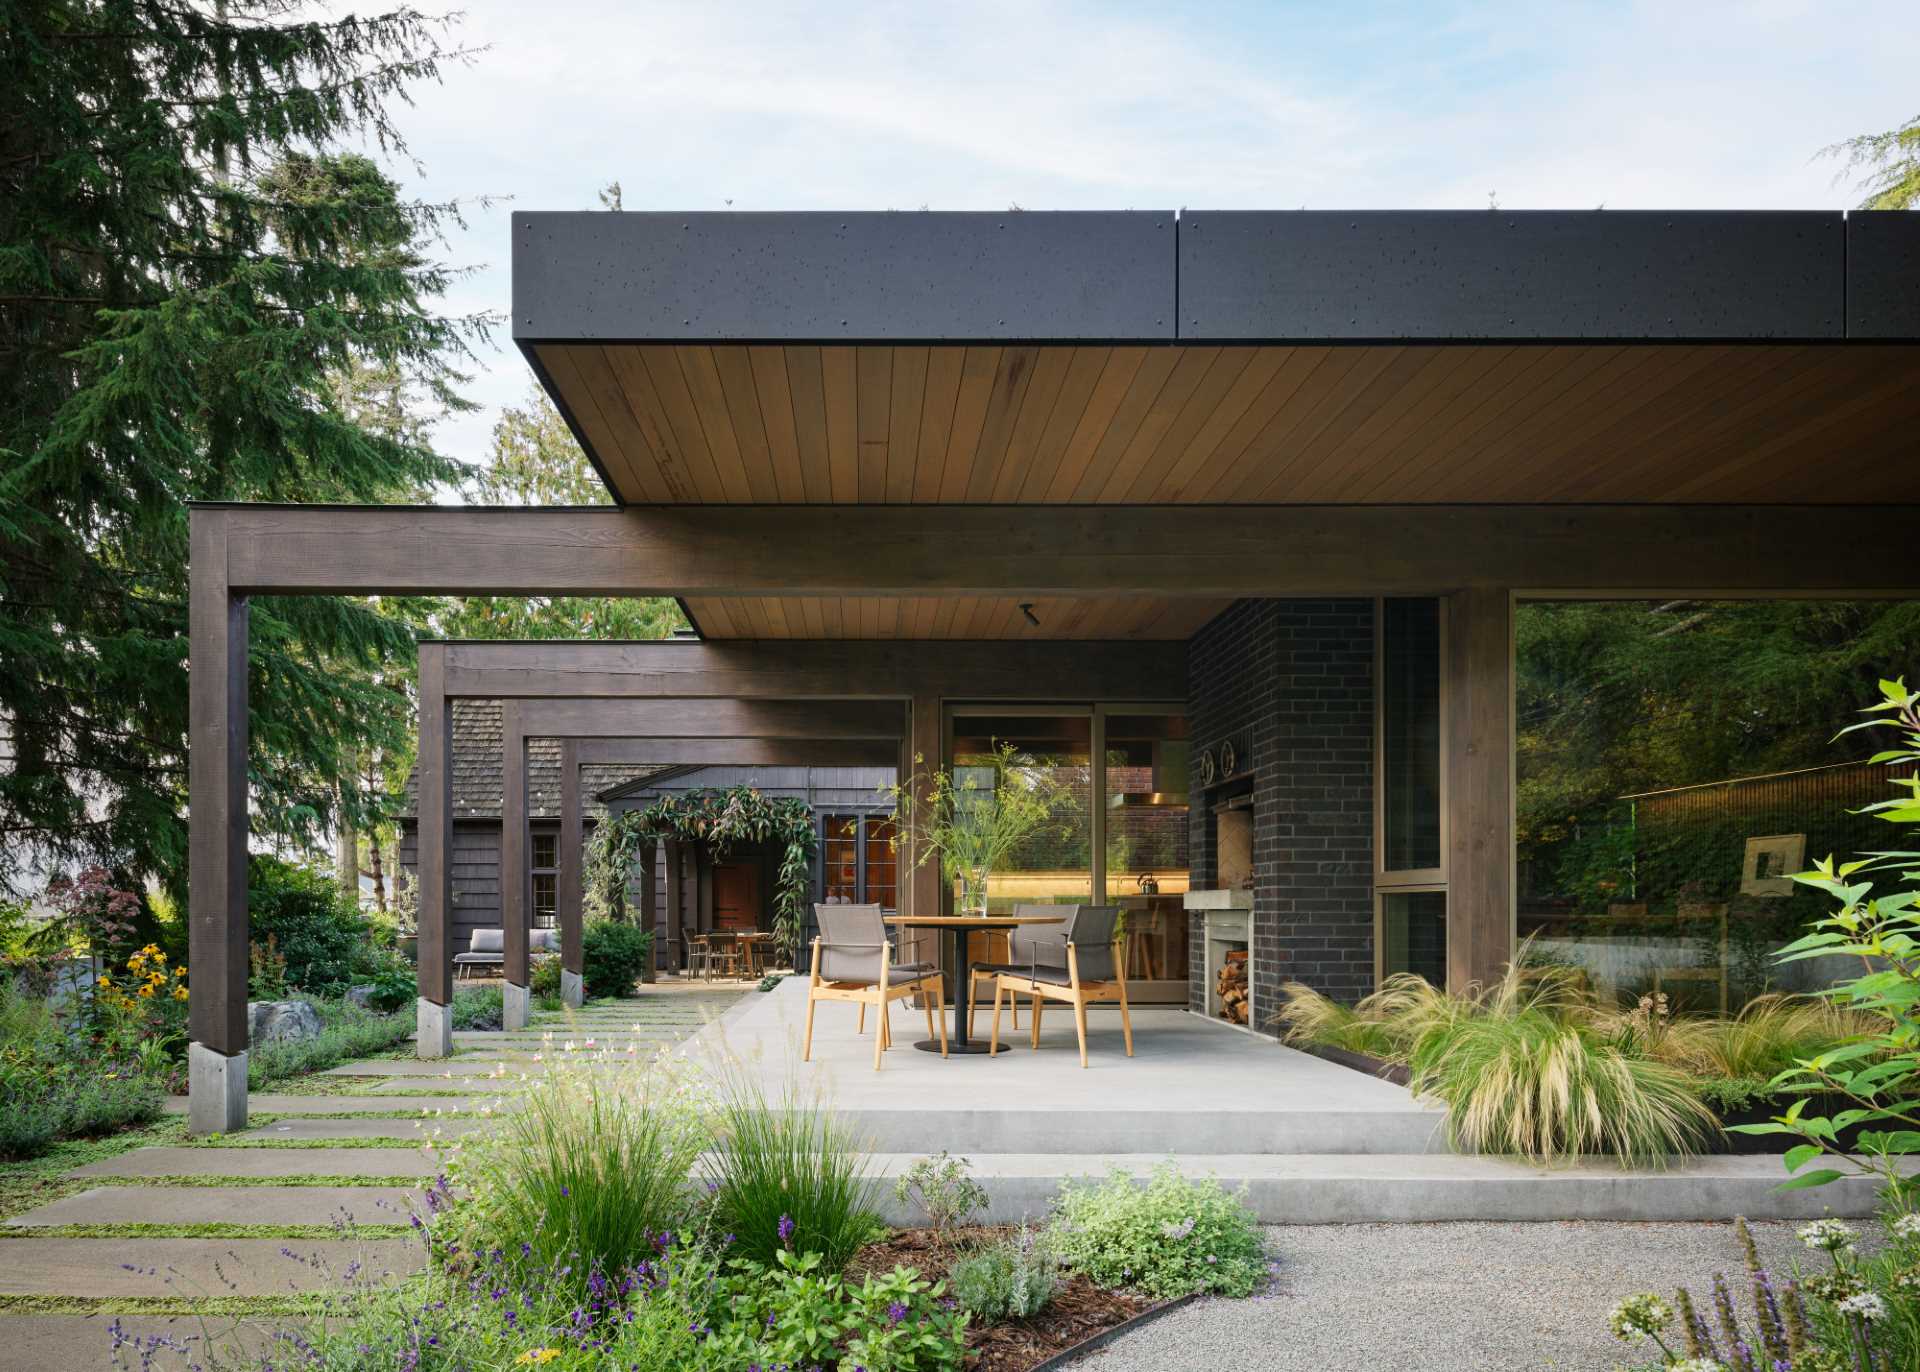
{"left": 593, "top": 764, "right": 708, "bottom": 804}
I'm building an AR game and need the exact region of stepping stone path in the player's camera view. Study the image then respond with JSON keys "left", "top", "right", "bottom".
{"left": 1, "top": 989, "right": 744, "bottom": 1372}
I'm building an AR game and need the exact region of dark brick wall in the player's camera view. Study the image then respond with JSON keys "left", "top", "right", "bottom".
{"left": 1187, "top": 600, "right": 1375, "bottom": 1030}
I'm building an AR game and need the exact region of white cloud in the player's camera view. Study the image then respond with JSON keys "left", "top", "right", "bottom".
{"left": 372, "top": 0, "right": 1914, "bottom": 469}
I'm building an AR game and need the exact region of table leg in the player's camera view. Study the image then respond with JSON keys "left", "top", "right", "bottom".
{"left": 913, "top": 924, "right": 1003, "bottom": 1055}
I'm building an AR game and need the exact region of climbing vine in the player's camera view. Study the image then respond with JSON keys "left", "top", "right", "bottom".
{"left": 584, "top": 786, "right": 819, "bottom": 962}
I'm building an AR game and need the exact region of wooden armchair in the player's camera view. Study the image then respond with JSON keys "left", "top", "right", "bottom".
{"left": 804, "top": 904, "right": 947, "bottom": 1070}
{"left": 989, "top": 904, "right": 1133, "bottom": 1068}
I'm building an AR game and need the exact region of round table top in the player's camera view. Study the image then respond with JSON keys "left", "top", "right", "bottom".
{"left": 884, "top": 914, "right": 1066, "bottom": 928}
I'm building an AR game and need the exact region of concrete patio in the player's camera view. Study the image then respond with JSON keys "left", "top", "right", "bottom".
{"left": 711, "top": 979, "right": 1894, "bottom": 1225}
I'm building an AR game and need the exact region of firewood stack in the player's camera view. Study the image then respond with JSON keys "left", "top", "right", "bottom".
{"left": 1216, "top": 949, "right": 1249, "bottom": 1025}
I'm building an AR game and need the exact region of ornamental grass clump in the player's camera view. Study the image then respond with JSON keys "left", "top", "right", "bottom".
{"left": 701, "top": 1062, "right": 881, "bottom": 1269}
{"left": 441, "top": 1032, "right": 713, "bottom": 1285}
{"left": 1046, "top": 1163, "right": 1267, "bottom": 1299}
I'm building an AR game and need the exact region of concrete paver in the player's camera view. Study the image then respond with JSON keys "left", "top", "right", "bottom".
{"left": 0, "top": 1238, "right": 423, "bottom": 1296}
{"left": 70, "top": 1148, "right": 435, "bottom": 1180}
{"left": 7, "top": 1186, "right": 423, "bottom": 1228}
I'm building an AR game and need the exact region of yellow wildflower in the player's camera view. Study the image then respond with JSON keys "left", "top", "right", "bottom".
{"left": 514, "top": 1350, "right": 563, "bottom": 1366}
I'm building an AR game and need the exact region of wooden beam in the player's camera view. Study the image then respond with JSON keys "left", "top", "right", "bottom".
{"left": 500, "top": 701, "right": 530, "bottom": 990}
{"left": 204, "top": 503, "right": 1920, "bottom": 598}
{"left": 187, "top": 511, "right": 249, "bottom": 1059}
{"left": 502, "top": 697, "right": 906, "bottom": 739}
{"left": 573, "top": 737, "right": 901, "bottom": 768}
{"left": 665, "top": 839, "right": 684, "bottom": 971}
{"left": 443, "top": 639, "right": 1186, "bottom": 701}
{"left": 416, "top": 644, "right": 453, "bottom": 1008}
{"left": 1445, "top": 588, "right": 1515, "bottom": 992}
{"left": 559, "top": 740, "right": 585, "bottom": 982}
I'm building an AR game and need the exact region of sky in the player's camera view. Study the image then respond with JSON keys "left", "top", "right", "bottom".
{"left": 377, "top": 0, "right": 1917, "bottom": 470}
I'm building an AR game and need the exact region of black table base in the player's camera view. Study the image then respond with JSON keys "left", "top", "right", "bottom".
{"left": 907, "top": 920, "right": 1013, "bottom": 1056}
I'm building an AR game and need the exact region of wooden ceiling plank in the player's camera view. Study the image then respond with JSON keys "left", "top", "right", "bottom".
{"left": 1210, "top": 347, "right": 1361, "bottom": 501}
{"left": 1121, "top": 346, "right": 1260, "bottom": 503}
{"left": 856, "top": 347, "right": 894, "bottom": 503}
{"left": 963, "top": 346, "right": 1041, "bottom": 503}
{"left": 885, "top": 346, "right": 929, "bottom": 505}
{"left": 939, "top": 346, "right": 1003, "bottom": 503}
{"left": 782, "top": 346, "right": 832, "bottom": 503}
{"left": 986, "top": 347, "right": 1075, "bottom": 502}
{"left": 535, "top": 346, "right": 652, "bottom": 502}
{"left": 1404, "top": 344, "right": 1638, "bottom": 500}
{"left": 1148, "top": 346, "right": 1290, "bottom": 502}
{"left": 914, "top": 348, "right": 967, "bottom": 503}
{"left": 1243, "top": 347, "right": 1407, "bottom": 501}
{"left": 1242, "top": 346, "right": 1433, "bottom": 501}
{"left": 638, "top": 345, "right": 729, "bottom": 500}
{"left": 1043, "top": 347, "right": 1150, "bottom": 502}
{"left": 1188, "top": 346, "right": 1334, "bottom": 501}
{"left": 1093, "top": 346, "right": 1224, "bottom": 502}
{"left": 1268, "top": 346, "right": 1471, "bottom": 501}
{"left": 798, "top": 597, "right": 828, "bottom": 638}
{"left": 748, "top": 346, "right": 807, "bottom": 503}
{"left": 677, "top": 346, "right": 756, "bottom": 502}
{"left": 821, "top": 346, "right": 860, "bottom": 502}
{"left": 711, "top": 346, "right": 781, "bottom": 502}
{"left": 929, "top": 597, "right": 961, "bottom": 640}
{"left": 1014, "top": 346, "right": 1113, "bottom": 501}
{"left": 599, "top": 345, "right": 696, "bottom": 501}
{"left": 1066, "top": 347, "right": 1184, "bottom": 502}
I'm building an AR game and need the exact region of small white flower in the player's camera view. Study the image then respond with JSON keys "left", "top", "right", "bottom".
{"left": 1891, "top": 1213, "right": 1920, "bottom": 1241}
{"left": 1608, "top": 1293, "right": 1674, "bottom": 1342}
{"left": 1667, "top": 1360, "right": 1728, "bottom": 1372}
{"left": 1799, "top": 1218, "right": 1859, "bottom": 1254}
{"left": 1837, "top": 1292, "right": 1887, "bottom": 1322}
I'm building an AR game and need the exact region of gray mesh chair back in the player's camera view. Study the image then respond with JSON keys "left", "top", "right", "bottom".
{"left": 1064, "top": 905, "right": 1123, "bottom": 983}
{"left": 1009, "top": 904, "right": 1069, "bottom": 968}
{"left": 813, "top": 903, "right": 887, "bottom": 983}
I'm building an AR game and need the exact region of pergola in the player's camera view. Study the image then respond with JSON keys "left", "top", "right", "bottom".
{"left": 187, "top": 209, "right": 1920, "bottom": 1131}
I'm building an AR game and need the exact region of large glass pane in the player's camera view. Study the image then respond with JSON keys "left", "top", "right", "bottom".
{"left": 863, "top": 816, "right": 898, "bottom": 910}
{"left": 822, "top": 815, "right": 859, "bottom": 903}
{"left": 950, "top": 713, "right": 1092, "bottom": 913}
{"left": 531, "top": 873, "right": 558, "bottom": 929}
{"left": 1515, "top": 599, "right": 1920, "bottom": 1012}
{"left": 1382, "top": 890, "right": 1446, "bottom": 985}
{"left": 1105, "top": 714, "right": 1191, "bottom": 986}
{"left": 1381, "top": 598, "right": 1443, "bottom": 871}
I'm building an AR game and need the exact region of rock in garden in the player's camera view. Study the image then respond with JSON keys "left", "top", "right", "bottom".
{"left": 248, "top": 999, "right": 323, "bottom": 1045}
{"left": 344, "top": 985, "right": 375, "bottom": 1010}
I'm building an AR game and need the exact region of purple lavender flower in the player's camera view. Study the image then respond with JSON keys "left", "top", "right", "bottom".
{"left": 886, "top": 1301, "right": 908, "bottom": 1325}
{"left": 777, "top": 1214, "right": 795, "bottom": 1246}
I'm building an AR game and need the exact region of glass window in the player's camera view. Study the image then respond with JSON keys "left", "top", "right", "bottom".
{"left": 530, "top": 830, "right": 558, "bottom": 929}
{"left": 822, "top": 815, "right": 860, "bottom": 903}
{"left": 531, "top": 832, "right": 557, "bottom": 871}
{"left": 1382, "top": 890, "right": 1447, "bottom": 986}
{"left": 950, "top": 712, "right": 1092, "bottom": 913}
{"left": 863, "top": 816, "right": 898, "bottom": 910}
{"left": 1382, "top": 598, "right": 1443, "bottom": 872}
{"left": 1105, "top": 713, "right": 1191, "bottom": 983}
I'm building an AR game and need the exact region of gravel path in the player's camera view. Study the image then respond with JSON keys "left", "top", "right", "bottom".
{"left": 1066, "top": 1219, "right": 1858, "bottom": 1372}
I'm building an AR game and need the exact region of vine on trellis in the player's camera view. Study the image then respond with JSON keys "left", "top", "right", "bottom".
{"left": 584, "top": 786, "right": 818, "bottom": 962}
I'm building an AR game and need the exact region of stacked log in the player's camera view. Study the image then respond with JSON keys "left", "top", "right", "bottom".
{"left": 1216, "top": 948, "right": 1249, "bottom": 1025}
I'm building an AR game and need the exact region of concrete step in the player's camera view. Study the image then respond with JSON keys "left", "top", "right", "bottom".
{"left": 69, "top": 1147, "right": 437, "bottom": 1180}
{"left": 860, "top": 1152, "right": 1889, "bottom": 1225}
{"left": 0, "top": 1237, "right": 422, "bottom": 1296}
{"left": 838, "top": 1106, "right": 1450, "bottom": 1156}
{"left": 6, "top": 1186, "right": 423, "bottom": 1228}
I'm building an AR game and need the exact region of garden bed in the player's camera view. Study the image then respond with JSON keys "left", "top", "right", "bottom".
{"left": 846, "top": 1225, "right": 1160, "bottom": 1372}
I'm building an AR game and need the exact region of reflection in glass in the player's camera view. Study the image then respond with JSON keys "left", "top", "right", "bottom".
{"left": 1105, "top": 714, "right": 1191, "bottom": 984}
{"left": 1382, "top": 890, "right": 1446, "bottom": 986}
{"left": 950, "top": 714, "right": 1091, "bottom": 913}
{"left": 1382, "top": 598, "right": 1443, "bottom": 872}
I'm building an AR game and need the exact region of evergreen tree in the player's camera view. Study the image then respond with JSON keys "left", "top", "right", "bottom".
{"left": 1824, "top": 113, "right": 1920, "bottom": 209}
{"left": 0, "top": 0, "right": 484, "bottom": 895}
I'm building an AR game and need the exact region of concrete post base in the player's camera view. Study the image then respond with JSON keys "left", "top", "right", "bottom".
{"left": 561, "top": 969, "right": 584, "bottom": 1008}
{"left": 187, "top": 1042, "right": 249, "bottom": 1135}
{"left": 417, "top": 997, "right": 453, "bottom": 1058}
{"left": 503, "top": 980, "right": 530, "bottom": 1031}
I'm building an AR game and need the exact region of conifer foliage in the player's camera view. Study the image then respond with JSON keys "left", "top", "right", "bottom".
{"left": 0, "top": 0, "right": 485, "bottom": 892}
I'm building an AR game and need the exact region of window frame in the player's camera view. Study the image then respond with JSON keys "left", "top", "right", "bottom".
{"left": 1374, "top": 598, "right": 1450, "bottom": 986}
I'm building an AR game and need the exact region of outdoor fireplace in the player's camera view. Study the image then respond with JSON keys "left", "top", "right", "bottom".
{"left": 1187, "top": 891, "right": 1254, "bottom": 1030}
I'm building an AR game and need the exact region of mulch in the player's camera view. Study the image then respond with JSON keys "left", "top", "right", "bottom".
{"left": 847, "top": 1226, "right": 1152, "bottom": 1372}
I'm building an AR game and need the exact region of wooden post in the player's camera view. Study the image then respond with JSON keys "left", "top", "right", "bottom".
{"left": 558, "top": 739, "right": 585, "bottom": 1005}
{"left": 638, "top": 843, "right": 659, "bottom": 968}
{"left": 1445, "top": 587, "right": 1516, "bottom": 993}
{"left": 187, "top": 510, "right": 250, "bottom": 1133}
{"left": 416, "top": 643, "right": 453, "bottom": 1056}
{"left": 907, "top": 693, "right": 944, "bottom": 991}
{"left": 665, "top": 839, "right": 684, "bottom": 974}
{"left": 499, "top": 702, "right": 530, "bottom": 1028}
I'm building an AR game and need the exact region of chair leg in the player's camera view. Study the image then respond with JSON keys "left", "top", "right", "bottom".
{"left": 872, "top": 993, "right": 886, "bottom": 1071}
{"left": 857, "top": 1001, "right": 865, "bottom": 1035}
{"left": 802, "top": 939, "right": 821, "bottom": 1063}
{"left": 989, "top": 979, "right": 1004, "bottom": 1055}
{"left": 1069, "top": 946, "right": 1089, "bottom": 1068}
{"left": 967, "top": 973, "right": 979, "bottom": 1040}
{"left": 1118, "top": 980, "right": 1135, "bottom": 1058}
{"left": 923, "top": 987, "right": 937, "bottom": 1045}
{"left": 935, "top": 981, "right": 950, "bottom": 1057}
{"left": 1031, "top": 993, "right": 1042, "bottom": 1050}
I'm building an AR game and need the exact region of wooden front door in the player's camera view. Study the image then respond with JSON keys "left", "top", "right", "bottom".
{"left": 713, "top": 862, "right": 761, "bottom": 933}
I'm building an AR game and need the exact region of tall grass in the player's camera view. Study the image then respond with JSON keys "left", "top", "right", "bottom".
{"left": 448, "top": 1039, "right": 712, "bottom": 1284}
{"left": 1644, "top": 993, "right": 1874, "bottom": 1081}
{"left": 701, "top": 1063, "right": 880, "bottom": 1269}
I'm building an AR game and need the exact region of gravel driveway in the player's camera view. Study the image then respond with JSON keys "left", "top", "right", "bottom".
{"left": 1066, "top": 1219, "right": 1860, "bottom": 1372}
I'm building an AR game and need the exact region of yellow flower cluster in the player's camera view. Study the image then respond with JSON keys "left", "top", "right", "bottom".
{"left": 514, "top": 1351, "right": 563, "bottom": 1367}
{"left": 96, "top": 943, "right": 188, "bottom": 1011}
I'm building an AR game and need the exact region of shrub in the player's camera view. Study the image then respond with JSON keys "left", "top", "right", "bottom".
{"left": 951, "top": 1224, "right": 1060, "bottom": 1320}
{"left": 438, "top": 1040, "right": 711, "bottom": 1286}
{"left": 703, "top": 1066, "right": 882, "bottom": 1270}
{"left": 450, "top": 984, "right": 502, "bottom": 1031}
{"left": 893, "top": 1151, "right": 990, "bottom": 1242}
{"left": 1047, "top": 1163, "right": 1267, "bottom": 1299}
{"left": 530, "top": 951, "right": 562, "bottom": 999}
{"left": 247, "top": 857, "right": 370, "bottom": 997}
{"left": 365, "top": 964, "right": 416, "bottom": 1013}
{"left": 247, "top": 1000, "right": 413, "bottom": 1091}
{"left": 582, "top": 918, "right": 653, "bottom": 999}
{"left": 0, "top": 980, "right": 162, "bottom": 1159}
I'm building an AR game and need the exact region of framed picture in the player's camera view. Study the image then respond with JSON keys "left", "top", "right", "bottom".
{"left": 1740, "top": 833, "right": 1806, "bottom": 897}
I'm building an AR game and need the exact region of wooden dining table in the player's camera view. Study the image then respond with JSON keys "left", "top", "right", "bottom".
{"left": 886, "top": 913, "right": 1065, "bottom": 1055}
